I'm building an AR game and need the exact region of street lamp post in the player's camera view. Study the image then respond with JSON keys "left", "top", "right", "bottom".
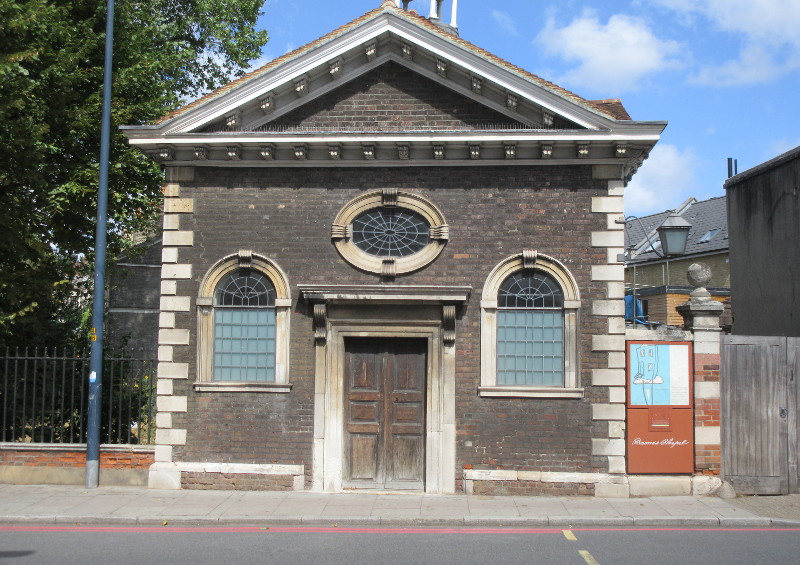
{"left": 86, "top": 0, "right": 115, "bottom": 489}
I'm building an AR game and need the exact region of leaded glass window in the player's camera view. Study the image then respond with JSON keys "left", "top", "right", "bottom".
{"left": 213, "top": 271, "right": 276, "bottom": 382}
{"left": 351, "top": 208, "right": 430, "bottom": 258}
{"left": 215, "top": 271, "right": 276, "bottom": 306}
{"left": 497, "top": 271, "right": 565, "bottom": 386}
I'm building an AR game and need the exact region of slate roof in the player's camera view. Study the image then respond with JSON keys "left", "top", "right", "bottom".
{"left": 157, "top": 1, "right": 627, "bottom": 126}
{"left": 625, "top": 196, "right": 728, "bottom": 264}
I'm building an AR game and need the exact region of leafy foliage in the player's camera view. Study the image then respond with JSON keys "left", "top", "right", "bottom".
{"left": 0, "top": 0, "right": 268, "bottom": 347}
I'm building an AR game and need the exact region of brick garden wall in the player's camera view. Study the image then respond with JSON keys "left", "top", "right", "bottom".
{"left": 0, "top": 444, "right": 154, "bottom": 486}
{"left": 694, "top": 353, "right": 721, "bottom": 474}
{"left": 0, "top": 445, "right": 154, "bottom": 469}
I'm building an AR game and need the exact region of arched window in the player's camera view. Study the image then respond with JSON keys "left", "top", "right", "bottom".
{"left": 480, "top": 251, "right": 582, "bottom": 398}
{"left": 196, "top": 251, "right": 292, "bottom": 392}
{"left": 213, "top": 271, "right": 277, "bottom": 382}
{"left": 497, "top": 271, "right": 565, "bottom": 387}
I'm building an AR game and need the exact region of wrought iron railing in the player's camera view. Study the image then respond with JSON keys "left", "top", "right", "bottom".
{"left": 0, "top": 348, "right": 156, "bottom": 445}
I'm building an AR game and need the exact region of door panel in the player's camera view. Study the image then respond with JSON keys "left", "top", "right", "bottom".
{"left": 344, "top": 338, "right": 426, "bottom": 490}
{"left": 349, "top": 435, "right": 378, "bottom": 480}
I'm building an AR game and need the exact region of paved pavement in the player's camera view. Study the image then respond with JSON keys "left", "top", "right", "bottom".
{"left": 1, "top": 484, "right": 799, "bottom": 528}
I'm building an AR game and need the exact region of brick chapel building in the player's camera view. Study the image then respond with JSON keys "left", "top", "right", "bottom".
{"left": 123, "top": 1, "right": 666, "bottom": 494}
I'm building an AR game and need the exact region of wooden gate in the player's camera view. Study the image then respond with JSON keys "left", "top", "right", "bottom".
{"left": 721, "top": 335, "right": 800, "bottom": 494}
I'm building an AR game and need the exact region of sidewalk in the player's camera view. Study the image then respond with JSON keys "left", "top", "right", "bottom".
{"left": 1, "top": 484, "right": 799, "bottom": 528}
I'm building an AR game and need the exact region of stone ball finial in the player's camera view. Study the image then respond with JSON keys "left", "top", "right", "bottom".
{"left": 687, "top": 262, "right": 712, "bottom": 288}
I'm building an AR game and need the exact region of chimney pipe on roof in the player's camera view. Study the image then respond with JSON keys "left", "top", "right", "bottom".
{"left": 427, "top": 0, "right": 459, "bottom": 34}
{"left": 727, "top": 157, "right": 739, "bottom": 178}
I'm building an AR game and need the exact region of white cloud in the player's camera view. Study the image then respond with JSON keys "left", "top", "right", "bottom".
{"left": 653, "top": 0, "right": 800, "bottom": 85}
{"left": 491, "top": 10, "right": 521, "bottom": 37}
{"left": 626, "top": 144, "right": 700, "bottom": 216}
{"left": 534, "top": 9, "right": 683, "bottom": 93}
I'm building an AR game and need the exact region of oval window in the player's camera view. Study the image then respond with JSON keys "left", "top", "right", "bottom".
{"left": 351, "top": 208, "right": 431, "bottom": 258}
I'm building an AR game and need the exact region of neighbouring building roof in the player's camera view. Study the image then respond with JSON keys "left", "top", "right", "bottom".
{"left": 626, "top": 196, "right": 728, "bottom": 264}
{"left": 724, "top": 145, "right": 800, "bottom": 188}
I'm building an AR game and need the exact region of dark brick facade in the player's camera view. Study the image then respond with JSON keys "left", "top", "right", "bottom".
{"left": 107, "top": 238, "right": 162, "bottom": 356}
{"left": 266, "top": 62, "right": 520, "bottom": 132}
{"left": 182, "top": 471, "right": 295, "bottom": 491}
{"left": 472, "top": 480, "right": 596, "bottom": 497}
{"left": 170, "top": 164, "right": 611, "bottom": 485}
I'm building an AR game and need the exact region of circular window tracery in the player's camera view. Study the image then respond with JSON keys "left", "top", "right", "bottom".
{"left": 351, "top": 208, "right": 430, "bottom": 258}
{"left": 331, "top": 190, "right": 448, "bottom": 276}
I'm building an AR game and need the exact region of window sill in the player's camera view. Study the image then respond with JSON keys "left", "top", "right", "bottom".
{"left": 193, "top": 382, "right": 292, "bottom": 393}
{"left": 478, "top": 386, "right": 584, "bottom": 399}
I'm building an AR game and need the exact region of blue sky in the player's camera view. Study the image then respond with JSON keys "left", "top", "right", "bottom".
{"left": 253, "top": 0, "right": 800, "bottom": 216}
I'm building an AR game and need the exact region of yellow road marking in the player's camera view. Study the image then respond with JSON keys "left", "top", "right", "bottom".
{"left": 562, "top": 529, "right": 577, "bottom": 541}
{"left": 579, "top": 550, "right": 600, "bottom": 565}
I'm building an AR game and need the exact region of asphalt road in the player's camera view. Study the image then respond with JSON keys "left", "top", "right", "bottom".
{"left": 1, "top": 526, "right": 799, "bottom": 564}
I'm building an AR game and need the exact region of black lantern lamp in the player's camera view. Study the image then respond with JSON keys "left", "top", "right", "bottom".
{"left": 619, "top": 210, "right": 692, "bottom": 259}
{"left": 655, "top": 211, "right": 692, "bottom": 256}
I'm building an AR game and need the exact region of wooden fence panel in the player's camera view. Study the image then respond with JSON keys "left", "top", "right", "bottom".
{"left": 721, "top": 335, "right": 788, "bottom": 494}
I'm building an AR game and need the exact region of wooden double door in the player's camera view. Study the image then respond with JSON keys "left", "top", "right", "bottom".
{"left": 344, "top": 338, "right": 426, "bottom": 490}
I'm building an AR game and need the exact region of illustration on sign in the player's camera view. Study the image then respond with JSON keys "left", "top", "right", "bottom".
{"left": 629, "top": 343, "right": 690, "bottom": 406}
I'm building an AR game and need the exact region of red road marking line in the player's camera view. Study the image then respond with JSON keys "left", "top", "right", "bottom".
{"left": 1, "top": 525, "right": 799, "bottom": 534}
{"left": 0, "top": 526, "right": 562, "bottom": 534}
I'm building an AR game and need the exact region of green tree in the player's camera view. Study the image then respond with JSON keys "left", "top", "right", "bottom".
{"left": 0, "top": 0, "right": 268, "bottom": 347}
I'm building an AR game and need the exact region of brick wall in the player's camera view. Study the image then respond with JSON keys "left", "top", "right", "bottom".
{"left": 182, "top": 471, "right": 294, "bottom": 490}
{"left": 472, "top": 480, "right": 595, "bottom": 496}
{"left": 271, "top": 62, "right": 516, "bottom": 132}
{"left": 170, "top": 164, "right": 611, "bottom": 481}
{"left": 0, "top": 445, "right": 154, "bottom": 469}
{"left": 694, "top": 352, "right": 721, "bottom": 474}
{"left": 0, "top": 444, "right": 154, "bottom": 486}
{"left": 107, "top": 238, "right": 163, "bottom": 355}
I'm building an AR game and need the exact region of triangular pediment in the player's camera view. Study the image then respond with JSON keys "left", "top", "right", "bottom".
{"left": 200, "top": 62, "right": 537, "bottom": 134}
{"left": 123, "top": 3, "right": 665, "bottom": 172}
{"left": 146, "top": 5, "right": 628, "bottom": 135}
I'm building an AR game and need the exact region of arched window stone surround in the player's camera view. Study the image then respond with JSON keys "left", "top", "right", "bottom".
{"left": 195, "top": 250, "right": 292, "bottom": 392}
{"left": 479, "top": 250, "right": 583, "bottom": 398}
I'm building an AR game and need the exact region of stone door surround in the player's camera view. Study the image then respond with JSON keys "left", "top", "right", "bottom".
{"left": 299, "top": 284, "right": 470, "bottom": 493}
